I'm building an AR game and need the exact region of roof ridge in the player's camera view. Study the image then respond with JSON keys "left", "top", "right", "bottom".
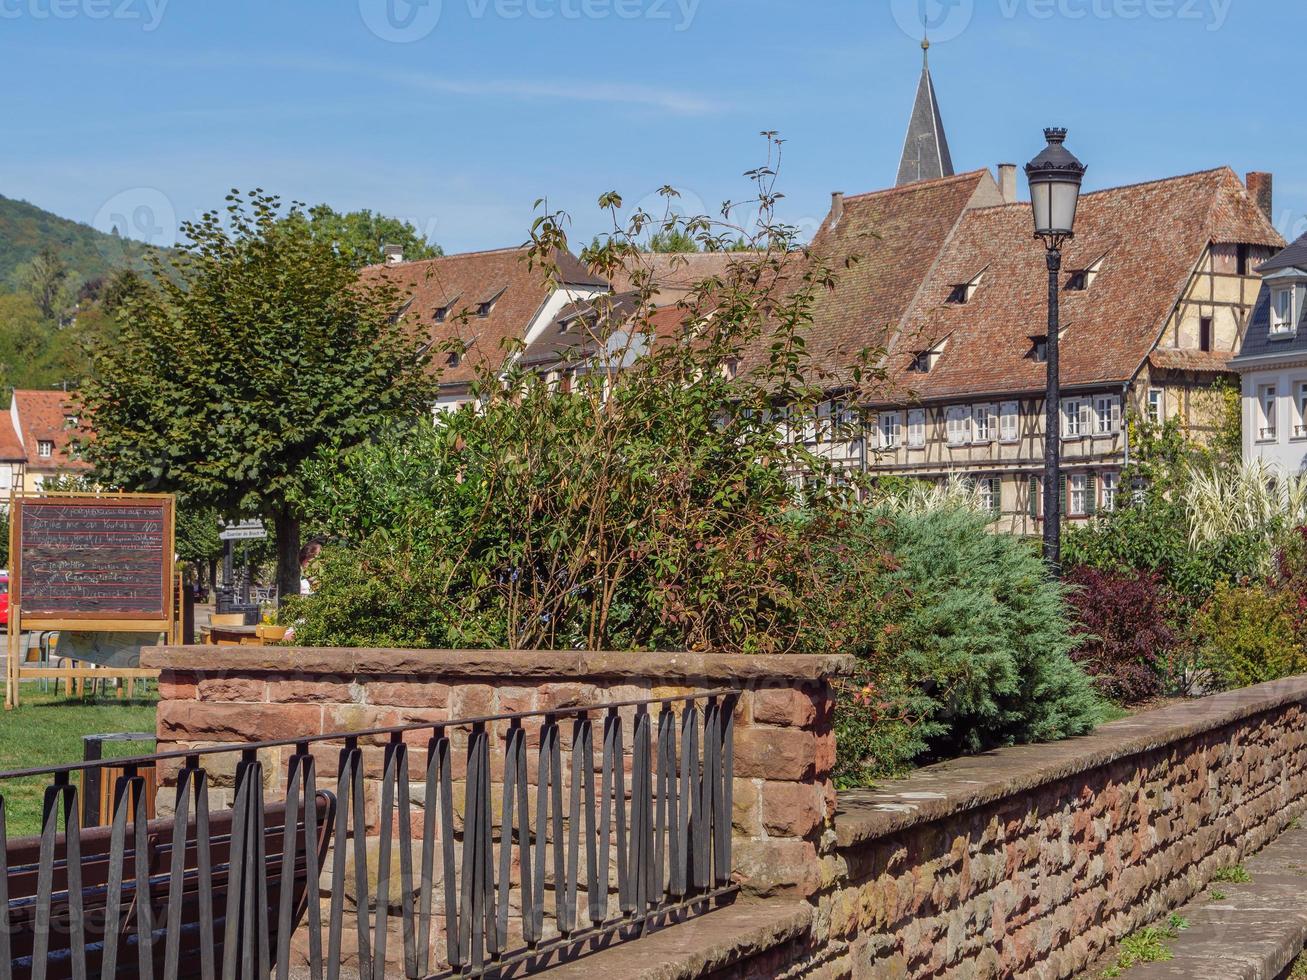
{"left": 842, "top": 169, "right": 988, "bottom": 205}
{"left": 360, "top": 244, "right": 530, "bottom": 272}
{"left": 1079, "top": 166, "right": 1231, "bottom": 198}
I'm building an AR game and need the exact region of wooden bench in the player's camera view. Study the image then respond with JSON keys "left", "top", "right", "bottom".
{"left": 4, "top": 790, "right": 335, "bottom": 979}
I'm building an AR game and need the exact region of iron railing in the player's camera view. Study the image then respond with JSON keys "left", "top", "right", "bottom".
{"left": 0, "top": 690, "right": 737, "bottom": 979}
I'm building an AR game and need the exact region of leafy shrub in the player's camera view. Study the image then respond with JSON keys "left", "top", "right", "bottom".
{"left": 834, "top": 508, "right": 1102, "bottom": 784}
{"left": 1191, "top": 581, "right": 1306, "bottom": 689}
{"left": 1064, "top": 567, "right": 1175, "bottom": 703}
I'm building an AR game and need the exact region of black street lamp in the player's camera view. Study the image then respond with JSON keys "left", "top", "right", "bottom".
{"left": 1025, "top": 127, "right": 1086, "bottom": 573}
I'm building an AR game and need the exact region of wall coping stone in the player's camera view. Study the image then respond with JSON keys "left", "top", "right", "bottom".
{"left": 835, "top": 674, "right": 1307, "bottom": 849}
{"left": 142, "top": 646, "right": 854, "bottom": 685}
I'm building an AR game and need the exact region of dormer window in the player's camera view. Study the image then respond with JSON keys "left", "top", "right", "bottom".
{"left": 476, "top": 287, "right": 506, "bottom": 319}
{"left": 1028, "top": 337, "right": 1048, "bottom": 363}
{"left": 1272, "top": 286, "right": 1298, "bottom": 337}
{"left": 37, "top": 440, "right": 53, "bottom": 459}
{"left": 945, "top": 270, "right": 984, "bottom": 305}
{"left": 1065, "top": 256, "right": 1104, "bottom": 292}
{"left": 434, "top": 306, "right": 449, "bottom": 323}
{"left": 447, "top": 351, "right": 462, "bottom": 368}
{"left": 908, "top": 339, "right": 947, "bottom": 373}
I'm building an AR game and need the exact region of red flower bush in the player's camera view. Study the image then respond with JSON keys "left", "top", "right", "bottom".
{"left": 1065, "top": 566, "right": 1177, "bottom": 703}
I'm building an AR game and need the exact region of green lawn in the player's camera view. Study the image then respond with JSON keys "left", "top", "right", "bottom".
{"left": 0, "top": 686, "right": 157, "bottom": 837}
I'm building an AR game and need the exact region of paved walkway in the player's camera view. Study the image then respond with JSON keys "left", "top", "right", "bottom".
{"left": 1093, "top": 819, "right": 1307, "bottom": 979}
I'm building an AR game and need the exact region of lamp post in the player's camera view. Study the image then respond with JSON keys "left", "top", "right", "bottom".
{"left": 1025, "top": 127, "right": 1086, "bottom": 573}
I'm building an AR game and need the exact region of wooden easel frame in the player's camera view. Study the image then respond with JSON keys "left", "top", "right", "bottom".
{"left": 6, "top": 490, "right": 179, "bottom": 708}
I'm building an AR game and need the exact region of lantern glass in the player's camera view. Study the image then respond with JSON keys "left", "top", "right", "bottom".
{"left": 1024, "top": 128, "right": 1086, "bottom": 242}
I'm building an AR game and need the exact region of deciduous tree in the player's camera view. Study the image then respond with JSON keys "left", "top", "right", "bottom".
{"left": 78, "top": 190, "right": 438, "bottom": 601}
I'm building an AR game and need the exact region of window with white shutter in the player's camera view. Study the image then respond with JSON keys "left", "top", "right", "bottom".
{"left": 907, "top": 409, "right": 926, "bottom": 447}
{"left": 1093, "top": 395, "right": 1121, "bottom": 435}
{"left": 878, "top": 411, "right": 901, "bottom": 449}
{"left": 999, "top": 402, "right": 1019, "bottom": 443}
{"left": 946, "top": 406, "right": 970, "bottom": 445}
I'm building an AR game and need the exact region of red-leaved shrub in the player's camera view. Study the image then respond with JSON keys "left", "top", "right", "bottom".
{"left": 1065, "top": 566, "right": 1176, "bottom": 703}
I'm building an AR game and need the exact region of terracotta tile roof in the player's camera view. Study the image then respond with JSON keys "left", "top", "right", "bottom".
{"left": 0, "top": 411, "right": 23, "bottom": 464}
{"left": 876, "top": 167, "right": 1284, "bottom": 402}
{"left": 11, "top": 390, "right": 89, "bottom": 470}
{"left": 361, "top": 247, "right": 607, "bottom": 385}
{"left": 1148, "top": 348, "right": 1234, "bottom": 373}
{"left": 607, "top": 252, "right": 766, "bottom": 303}
{"left": 777, "top": 169, "right": 1002, "bottom": 378}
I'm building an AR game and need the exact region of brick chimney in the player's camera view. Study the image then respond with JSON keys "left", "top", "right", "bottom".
{"left": 830, "top": 191, "right": 844, "bottom": 229}
{"left": 998, "top": 163, "right": 1019, "bottom": 204}
{"left": 383, "top": 243, "right": 405, "bottom": 266}
{"left": 1246, "top": 172, "right": 1273, "bottom": 222}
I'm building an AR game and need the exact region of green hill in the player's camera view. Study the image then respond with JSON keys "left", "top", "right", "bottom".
{"left": 0, "top": 193, "right": 162, "bottom": 290}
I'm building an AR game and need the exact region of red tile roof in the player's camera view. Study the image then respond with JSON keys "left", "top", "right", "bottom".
{"left": 1148, "top": 348, "right": 1233, "bottom": 373}
{"left": 11, "top": 390, "right": 90, "bottom": 470}
{"left": 361, "top": 247, "right": 607, "bottom": 385}
{"left": 0, "top": 411, "right": 24, "bottom": 464}
{"left": 875, "top": 167, "right": 1284, "bottom": 402}
{"left": 607, "top": 252, "right": 766, "bottom": 303}
{"left": 795, "top": 169, "right": 1003, "bottom": 377}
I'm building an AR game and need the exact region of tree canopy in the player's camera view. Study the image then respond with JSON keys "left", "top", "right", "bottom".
{"left": 78, "top": 189, "right": 439, "bottom": 599}
{"left": 297, "top": 204, "right": 442, "bottom": 268}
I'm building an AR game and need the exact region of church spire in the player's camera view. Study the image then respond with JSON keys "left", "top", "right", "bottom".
{"left": 895, "top": 32, "right": 955, "bottom": 187}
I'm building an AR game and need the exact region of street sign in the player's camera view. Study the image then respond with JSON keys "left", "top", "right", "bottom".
{"left": 219, "top": 521, "right": 267, "bottom": 541}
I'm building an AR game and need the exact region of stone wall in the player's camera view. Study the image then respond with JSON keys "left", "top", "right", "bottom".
{"left": 145, "top": 649, "right": 1307, "bottom": 979}
{"left": 143, "top": 646, "right": 849, "bottom": 897}
{"left": 780, "top": 678, "right": 1307, "bottom": 979}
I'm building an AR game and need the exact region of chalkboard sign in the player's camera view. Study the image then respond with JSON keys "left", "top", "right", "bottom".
{"left": 12, "top": 495, "right": 175, "bottom": 627}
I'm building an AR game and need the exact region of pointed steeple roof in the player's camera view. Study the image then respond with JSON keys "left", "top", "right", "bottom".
{"left": 895, "top": 36, "right": 955, "bottom": 187}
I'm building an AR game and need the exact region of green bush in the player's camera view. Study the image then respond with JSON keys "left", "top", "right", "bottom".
{"left": 1191, "top": 582, "right": 1306, "bottom": 689}
{"left": 834, "top": 508, "right": 1102, "bottom": 784}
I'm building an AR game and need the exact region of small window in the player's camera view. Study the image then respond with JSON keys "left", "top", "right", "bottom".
{"left": 1237, "top": 244, "right": 1251, "bottom": 276}
{"left": 972, "top": 404, "right": 995, "bottom": 443}
{"left": 1069, "top": 474, "right": 1090, "bottom": 517}
{"left": 1147, "top": 388, "right": 1164, "bottom": 424}
{"left": 1062, "top": 399, "right": 1090, "bottom": 438}
{"left": 447, "top": 351, "right": 461, "bottom": 368}
{"left": 1296, "top": 382, "right": 1307, "bottom": 439}
{"left": 1065, "top": 270, "right": 1088, "bottom": 291}
{"left": 37, "top": 440, "right": 54, "bottom": 459}
{"left": 945, "top": 406, "right": 971, "bottom": 446}
{"left": 1272, "top": 287, "right": 1297, "bottom": 337}
{"left": 1101, "top": 472, "right": 1118, "bottom": 513}
{"left": 945, "top": 271, "right": 983, "bottom": 305}
{"left": 434, "top": 305, "right": 450, "bottom": 323}
{"left": 999, "top": 402, "right": 1019, "bottom": 443}
{"left": 1093, "top": 395, "right": 1121, "bottom": 435}
{"left": 477, "top": 301, "right": 494, "bottom": 318}
{"left": 1258, "top": 384, "right": 1278, "bottom": 441}
{"left": 978, "top": 477, "right": 1001, "bottom": 515}
{"left": 908, "top": 351, "right": 932, "bottom": 373}
{"left": 878, "top": 411, "right": 901, "bottom": 450}
{"left": 1028, "top": 337, "right": 1048, "bottom": 363}
{"left": 907, "top": 409, "right": 926, "bottom": 448}
{"left": 1198, "top": 316, "right": 1213, "bottom": 352}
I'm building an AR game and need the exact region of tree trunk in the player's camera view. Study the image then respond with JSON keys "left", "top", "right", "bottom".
{"left": 275, "top": 509, "right": 302, "bottom": 606}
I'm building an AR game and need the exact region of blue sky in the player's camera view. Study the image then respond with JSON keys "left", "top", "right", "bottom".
{"left": 1, "top": 0, "right": 1303, "bottom": 254}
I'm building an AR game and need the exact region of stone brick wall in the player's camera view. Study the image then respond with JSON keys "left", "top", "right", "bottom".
{"left": 775, "top": 677, "right": 1307, "bottom": 979}
{"left": 146, "top": 649, "right": 1307, "bottom": 979}
{"left": 143, "top": 646, "right": 849, "bottom": 898}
